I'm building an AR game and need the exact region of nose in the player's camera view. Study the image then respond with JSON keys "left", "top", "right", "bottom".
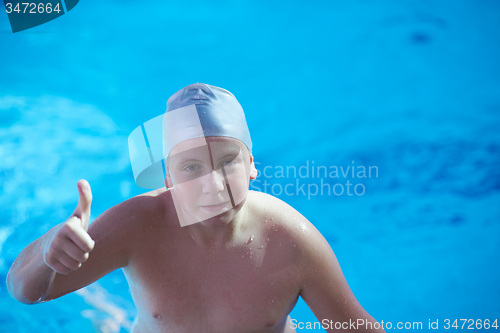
{"left": 202, "top": 169, "right": 226, "bottom": 194}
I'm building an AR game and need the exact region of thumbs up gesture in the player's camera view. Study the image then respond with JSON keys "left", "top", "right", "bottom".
{"left": 43, "top": 180, "right": 95, "bottom": 275}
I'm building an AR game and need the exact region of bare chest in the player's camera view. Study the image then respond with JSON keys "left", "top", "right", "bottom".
{"left": 124, "top": 236, "right": 301, "bottom": 332}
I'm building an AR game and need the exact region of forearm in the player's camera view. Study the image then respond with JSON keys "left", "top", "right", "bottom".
{"left": 6, "top": 233, "right": 57, "bottom": 304}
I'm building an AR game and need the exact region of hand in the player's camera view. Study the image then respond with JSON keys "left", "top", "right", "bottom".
{"left": 43, "top": 180, "right": 95, "bottom": 274}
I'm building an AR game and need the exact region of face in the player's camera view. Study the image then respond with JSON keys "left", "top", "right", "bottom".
{"left": 165, "top": 136, "right": 257, "bottom": 227}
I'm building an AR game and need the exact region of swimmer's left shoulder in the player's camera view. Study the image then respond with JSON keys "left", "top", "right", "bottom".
{"left": 247, "top": 190, "right": 293, "bottom": 208}
{"left": 248, "top": 192, "right": 334, "bottom": 276}
{"left": 247, "top": 190, "right": 313, "bottom": 231}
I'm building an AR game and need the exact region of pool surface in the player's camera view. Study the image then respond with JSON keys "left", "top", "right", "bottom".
{"left": 1, "top": 0, "right": 499, "bottom": 331}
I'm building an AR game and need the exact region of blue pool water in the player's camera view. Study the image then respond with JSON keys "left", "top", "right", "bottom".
{"left": 1, "top": 0, "right": 499, "bottom": 331}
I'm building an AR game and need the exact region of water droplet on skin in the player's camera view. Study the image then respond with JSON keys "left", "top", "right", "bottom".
{"left": 271, "top": 218, "right": 273, "bottom": 221}
{"left": 242, "top": 255, "right": 244, "bottom": 258}
{"left": 247, "top": 235, "right": 255, "bottom": 244}
{"left": 293, "top": 244, "right": 296, "bottom": 247}
{"left": 250, "top": 256, "right": 252, "bottom": 258}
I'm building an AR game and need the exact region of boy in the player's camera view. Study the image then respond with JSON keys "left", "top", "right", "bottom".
{"left": 7, "top": 83, "right": 385, "bottom": 332}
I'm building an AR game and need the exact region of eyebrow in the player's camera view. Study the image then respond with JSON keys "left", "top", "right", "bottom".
{"left": 174, "top": 158, "right": 205, "bottom": 167}
{"left": 215, "top": 151, "right": 240, "bottom": 160}
{"left": 172, "top": 146, "right": 241, "bottom": 167}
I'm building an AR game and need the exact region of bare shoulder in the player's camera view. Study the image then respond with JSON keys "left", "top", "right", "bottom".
{"left": 89, "top": 188, "right": 175, "bottom": 239}
{"left": 44, "top": 188, "right": 173, "bottom": 301}
{"left": 250, "top": 198, "right": 383, "bottom": 330}
{"left": 247, "top": 190, "right": 320, "bottom": 239}
{"left": 247, "top": 190, "right": 333, "bottom": 285}
{"left": 96, "top": 187, "right": 172, "bottom": 227}
{"left": 246, "top": 190, "right": 327, "bottom": 265}
{"left": 135, "top": 187, "right": 169, "bottom": 199}
{"left": 86, "top": 188, "right": 174, "bottom": 263}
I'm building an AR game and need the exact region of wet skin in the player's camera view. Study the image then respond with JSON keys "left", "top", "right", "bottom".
{"left": 126, "top": 189, "right": 301, "bottom": 332}
{"left": 37, "top": 137, "right": 384, "bottom": 333}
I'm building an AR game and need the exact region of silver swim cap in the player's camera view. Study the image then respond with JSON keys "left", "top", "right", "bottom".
{"left": 128, "top": 83, "right": 252, "bottom": 189}
{"left": 163, "top": 83, "right": 252, "bottom": 159}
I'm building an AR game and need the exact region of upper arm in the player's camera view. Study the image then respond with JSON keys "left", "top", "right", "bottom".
{"left": 296, "top": 221, "right": 384, "bottom": 333}
{"left": 42, "top": 199, "right": 140, "bottom": 302}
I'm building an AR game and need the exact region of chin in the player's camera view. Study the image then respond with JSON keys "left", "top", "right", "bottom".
{"left": 198, "top": 198, "right": 247, "bottom": 227}
{"left": 198, "top": 209, "right": 235, "bottom": 227}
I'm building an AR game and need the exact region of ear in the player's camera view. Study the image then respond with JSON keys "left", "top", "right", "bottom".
{"left": 249, "top": 153, "right": 257, "bottom": 180}
{"left": 164, "top": 164, "right": 174, "bottom": 188}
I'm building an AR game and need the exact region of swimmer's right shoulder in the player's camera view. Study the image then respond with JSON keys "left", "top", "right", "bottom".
{"left": 117, "top": 187, "right": 177, "bottom": 228}
{"left": 135, "top": 187, "right": 170, "bottom": 198}
{"left": 42, "top": 188, "right": 175, "bottom": 301}
{"left": 94, "top": 187, "right": 173, "bottom": 229}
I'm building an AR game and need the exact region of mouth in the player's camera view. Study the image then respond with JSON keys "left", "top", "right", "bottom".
{"left": 200, "top": 202, "right": 230, "bottom": 212}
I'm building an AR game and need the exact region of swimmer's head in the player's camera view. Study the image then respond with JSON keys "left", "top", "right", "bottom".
{"left": 127, "top": 83, "right": 254, "bottom": 192}
{"left": 165, "top": 136, "right": 256, "bottom": 227}
{"left": 162, "top": 83, "right": 257, "bottom": 227}
{"left": 162, "top": 83, "right": 252, "bottom": 161}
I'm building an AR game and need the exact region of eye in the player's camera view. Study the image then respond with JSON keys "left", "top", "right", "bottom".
{"left": 182, "top": 164, "right": 199, "bottom": 172}
{"left": 221, "top": 159, "right": 235, "bottom": 167}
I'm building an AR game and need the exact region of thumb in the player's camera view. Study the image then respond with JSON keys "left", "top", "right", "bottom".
{"left": 74, "top": 179, "right": 92, "bottom": 230}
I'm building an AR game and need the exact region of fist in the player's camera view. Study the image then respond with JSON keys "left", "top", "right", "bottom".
{"left": 43, "top": 180, "right": 95, "bottom": 275}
